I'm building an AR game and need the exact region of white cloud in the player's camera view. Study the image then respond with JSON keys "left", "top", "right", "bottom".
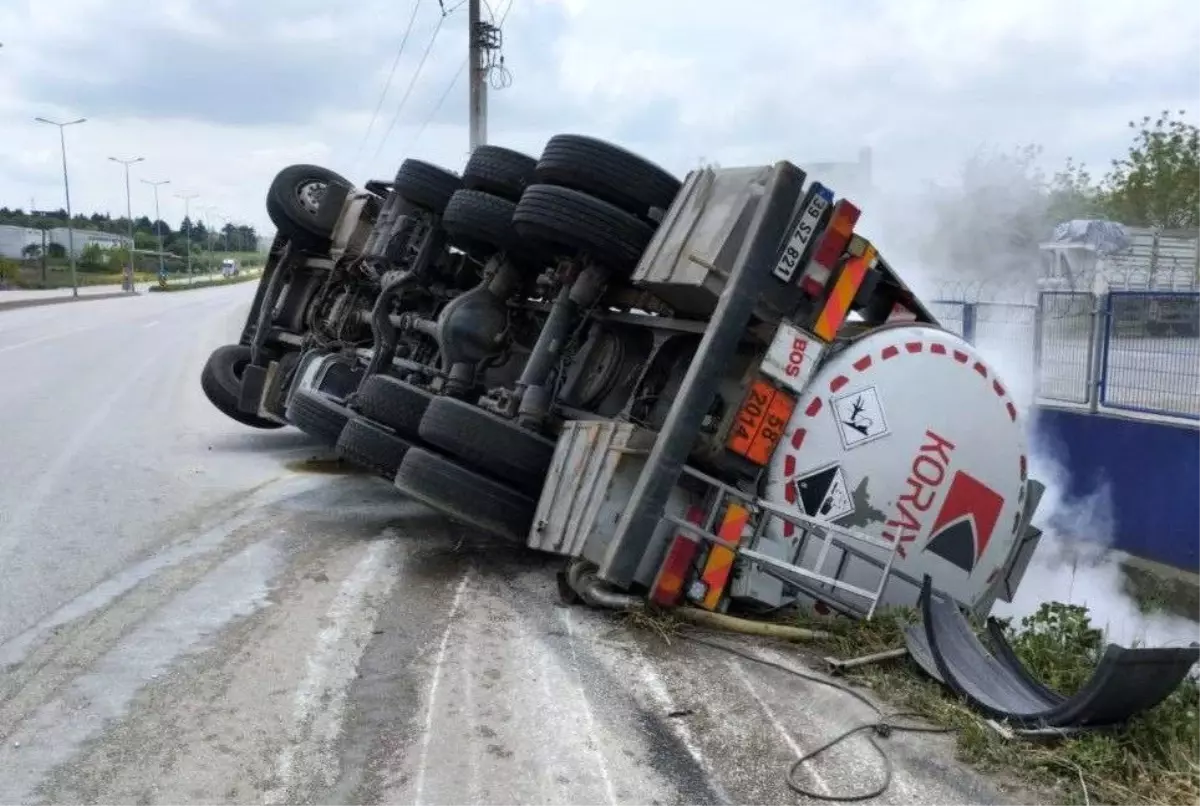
{"left": 0, "top": 0, "right": 1195, "bottom": 242}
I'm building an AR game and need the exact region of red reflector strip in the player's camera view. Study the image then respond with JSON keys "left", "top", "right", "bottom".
{"left": 699, "top": 502, "right": 751, "bottom": 610}
{"left": 649, "top": 506, "right": 704, "bottom": 608}
{"left": 797, "top": 200, "right": 860, "bottom": 298}
{"left": 814, "top": 256, "right": 870, "bottom": 341}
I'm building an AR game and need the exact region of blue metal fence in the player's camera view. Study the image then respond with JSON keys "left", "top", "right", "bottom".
{"left": 930, "top": 290, "right": 1200, "bottom": 421}
{"left": 1099, "top": 291, "right": 1200, "bottom": 420}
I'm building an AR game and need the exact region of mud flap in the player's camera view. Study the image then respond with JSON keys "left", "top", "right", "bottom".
{"left": 905, "top": 577, "right": 1199, "bottom": 728}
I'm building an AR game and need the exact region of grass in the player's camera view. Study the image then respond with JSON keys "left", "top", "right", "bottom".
{"left": 147, "top": 271, "right": 262, "bottom": 292}
{"left": 787, "top": 602, "right": 1200, "bottom": 805}
{"left": 1, "top": 251, "right": 265, "bottom": 290}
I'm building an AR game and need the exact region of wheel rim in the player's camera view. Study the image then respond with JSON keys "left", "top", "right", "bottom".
{"left": 295, "top": 180, "right": 327, "bottom": 216}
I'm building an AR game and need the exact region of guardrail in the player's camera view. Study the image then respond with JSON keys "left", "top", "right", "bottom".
{"left": 929, "top": 290, "right": 1200, "bottom": 421}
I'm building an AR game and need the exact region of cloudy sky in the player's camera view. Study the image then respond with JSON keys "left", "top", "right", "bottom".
{"left": 0, "top": 0, "right": 1196, "bottom": 242}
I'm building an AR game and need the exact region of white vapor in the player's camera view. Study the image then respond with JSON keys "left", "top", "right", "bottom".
{"left": 865, "top": 149, "right": 1199, "bottom": 650}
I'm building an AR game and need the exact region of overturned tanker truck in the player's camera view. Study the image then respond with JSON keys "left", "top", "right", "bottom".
{"left": 201, "top": 135, "right": 1046, "bottom": 622}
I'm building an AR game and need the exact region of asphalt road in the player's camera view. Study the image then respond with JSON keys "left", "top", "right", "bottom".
{"left": 0, "top": 286, "right": 1033, "bottom": 805}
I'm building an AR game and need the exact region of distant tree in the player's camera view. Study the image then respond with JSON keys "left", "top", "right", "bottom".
{"left": 79, "top": 243, "right": 106, "bottom": 270}
{"left": 134, "top": 232, "right": 158, "bottom": 250}
{"left": 1102, "top": 110, "right": 1199, "bottom": 229}
{"left": 46, "top": 243, "right": 66, "bottom": 259}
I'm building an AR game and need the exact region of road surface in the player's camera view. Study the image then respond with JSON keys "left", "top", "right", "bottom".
{"left": 0, "top": 286, "right": 1030, "bottom": 804}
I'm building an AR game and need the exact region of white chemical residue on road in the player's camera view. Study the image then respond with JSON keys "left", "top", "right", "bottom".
{"left": 561, "top": 608, "right": 619, "bottom": 806}
{"left": 628, "top": 645, "right": 733, "bottom": 805}
{"left": 412, "top": 569, "right": 472, "bottom": 806}
{"left": 264, "top": 535, "right": 400, "bottom": 805}
{"left": 0, "top": 473, "right": 323, "bottom": 662}
{"left": 0, "top": 537, "right": 283, "bottom": 804}
{"left": 730, "top": 658, "right": 831, "bottom": 798}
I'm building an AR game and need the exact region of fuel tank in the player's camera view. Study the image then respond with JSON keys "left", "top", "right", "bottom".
{"left": 761, "top": 323, "right": 1031, "bottom": 611}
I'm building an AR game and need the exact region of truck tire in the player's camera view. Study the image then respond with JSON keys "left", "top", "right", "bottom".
{"left": 266, "top": 164, "right": 350, "bottom": 246}
{"left": 462, "top": 145, "right": 538, "bottom": 202}
{"left": 336, "top": 416, "right": 413, "bottom": 480}
{"left": 287, "top": 387, "right": 352, "bottom": 444}
{"left": 394, "top": 159, "right": 462, "bottom": 214}
{"left": 351, "top": 375, "right": 432, "bottom": 437}
{"left": 418, "top": 396, "right": 555, "bottom": 495}
{"left": 442, "top": 190, "right": 523, "bottom": 258}
{"left": 535, "top": 134, "right": 681, "bottom": 221}
{"left": 201, "top": 344, "right": 285, "bottom": 429}
{"left": 394, "top": 447, "right": 536, "bottom": 543}
{"left": 513, "top": 184, "right": 652, "bottom": 274}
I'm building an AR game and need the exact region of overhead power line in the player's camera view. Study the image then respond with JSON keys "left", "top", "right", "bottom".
{"left": 407, "top": 0, "right": 514, "bottom": 152}
{"left": 353, "top": 0, "right": 424, "bottom": 167}
{"left": 370, "top": 10, "right": 448, "bottom": 164}
{"left": 406, "top": 58, "right": 467, "bottom": 151}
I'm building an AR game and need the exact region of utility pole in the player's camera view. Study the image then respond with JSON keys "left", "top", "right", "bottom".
{"left": 176, "top": 192, "right": 199, "bottom": 284}
{"left": 468, "top": 0, "right": 484, "bottom": 152}
{"left": 34, "top": 116, "right": 86, "bottom": 297}
{"left": 141, "top": 178, "right": 170, "bottom": 280}
{"left": 109, "top": 156, "right": 144, "bottom": 292}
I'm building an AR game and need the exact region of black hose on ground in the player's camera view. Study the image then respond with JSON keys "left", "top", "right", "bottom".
{"left": 679, "top": 633, "right": 954, "bottom": 802}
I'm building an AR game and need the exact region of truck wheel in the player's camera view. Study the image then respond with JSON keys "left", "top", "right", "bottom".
{"left": 442, "top": 190, "right": 523, "bottom": 258}
{"left": 463, "top": 145, "right": 538, "bottom": 202}
{"left": 394, "top": 159, "right": 462, "bottom": 214}
{"left": 418, "top": 396, "right": 555, "bottom": 495}
{"left": 394, "top": 447, "right": 536, "bottom": 543}
{"left": 513, "top": 184, "right": 653, "bottom": 274}
{"left": 201, "top": 344, "right": 285, "bottom": 429}
{"left": 352, "top": 375, "right": 432, "bottom": 437}
{"left": 336, "top": 416, "right": 413, "bottom": 480}
{"left": 266, "top": 164, "right": 350, "bottom": 246}
{"left": 286, "top": 387, "right": 352, "bottom": 444}
{"left": 535, "top": 134, "right": 681, "bottom": 221}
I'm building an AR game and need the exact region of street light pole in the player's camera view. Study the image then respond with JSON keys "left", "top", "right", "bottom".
{"left": 34, "top": 116, "right": 87, "bottom": 297}
{"left": 176, "top": 192, "right": 199, "bottom": 284}
{"left": 109, "top": 155, "right": 144, "bottom": 292}
{"left": 141, "top": 178, "right": 170, "bottom": 280}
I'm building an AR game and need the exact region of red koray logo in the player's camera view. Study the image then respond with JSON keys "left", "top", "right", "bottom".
{"left": 923, "top": 471, "right": 1004, "bottom": 574}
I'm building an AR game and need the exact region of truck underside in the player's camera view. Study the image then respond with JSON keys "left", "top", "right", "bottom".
{"left": 200, "top": 137, "right": 1045, "bottom": 623}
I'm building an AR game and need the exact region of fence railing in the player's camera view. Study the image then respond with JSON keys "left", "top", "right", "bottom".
{"left": 929, "top": 290, "right": 1200, "bottom": 420}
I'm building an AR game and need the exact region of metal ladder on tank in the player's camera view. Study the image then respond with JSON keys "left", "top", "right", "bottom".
{"left": 663, "top": 464, "right": 909, "bottom": 620}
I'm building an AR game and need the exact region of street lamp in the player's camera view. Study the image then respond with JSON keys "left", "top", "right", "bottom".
{"left": 175, "top": 192, "right": 199, "bottom": 284}
{"left": 141, "top": 178, "right": 170, "bottom": 280}
{"left": 34, "top": 116, "right": 86, "bottom": 297}
{"left": 109, "top": 155, "right": 144, "bottom": 292}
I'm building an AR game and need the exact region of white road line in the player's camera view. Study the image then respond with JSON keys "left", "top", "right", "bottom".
{"left": 0, "top": 324, "right": 102, "bottom": 354}
{"left": 264, "top": 538, "right": 400, "bottom": 805}
{"left": 561, "top": 608, "right": 618, "bottom": 806}
{"left": 413, "top": 570, "right": 472, "bottom": 806}
{"left": 629, "top": 647, "right": 733, "bottom": 806}
{"left": 730, "top": 659, "right": 831, "bottom": 798}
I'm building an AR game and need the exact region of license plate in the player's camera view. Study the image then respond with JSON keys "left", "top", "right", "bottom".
{"left": 759, "top": 322, "right": 825, "bottom": 395}
{"left": 771, "top": 184, "right": 833, "bottom": 283}
{"left": 727, "top": 379, "right": 796, "bottom": 465}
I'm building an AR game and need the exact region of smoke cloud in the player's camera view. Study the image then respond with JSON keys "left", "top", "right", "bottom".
{"left": 862, "top": 148, "right": 1199, "bottom": 649}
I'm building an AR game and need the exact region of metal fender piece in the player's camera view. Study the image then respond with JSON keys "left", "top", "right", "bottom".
{"left": 906, "top": 577, "right": 1200, "bottom": 728}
